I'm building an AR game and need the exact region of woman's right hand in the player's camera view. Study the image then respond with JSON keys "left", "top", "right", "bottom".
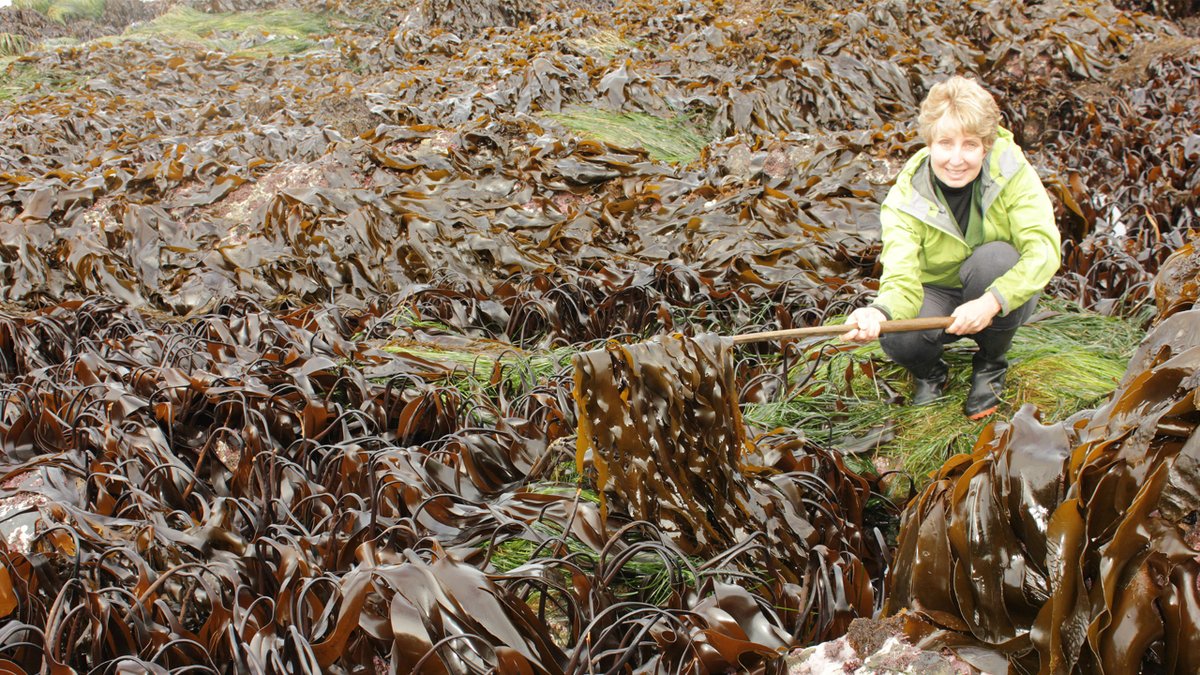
{"left": 841, "top": 307, "right": 887, "bottom": 343}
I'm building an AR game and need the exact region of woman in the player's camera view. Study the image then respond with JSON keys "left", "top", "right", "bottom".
{"left": 842, "top": 76, "right": 1060, "bottom": 420}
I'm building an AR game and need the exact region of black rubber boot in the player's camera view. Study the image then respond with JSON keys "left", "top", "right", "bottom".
{"left": 963, "top": 329, "right": 1015, "bottom": 419}
{"left": 911, "top": 360, "right": 949, "bottom": 406}
{"left": 964, "top": 356, "right": 1007, "bottom": 419}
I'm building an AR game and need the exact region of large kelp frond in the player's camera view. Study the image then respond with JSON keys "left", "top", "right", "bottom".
{"left": 573, "top": 334, "right": 753, "bottom": 553}
{"left": 887, "top": 308, "right": 1200, "bottom": 674}
{"left": 573, "top": 333, "right": 887, "bottom": 647}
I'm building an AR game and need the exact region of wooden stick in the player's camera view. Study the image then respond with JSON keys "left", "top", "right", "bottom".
{"left": 731, "top": 316, "right": 954, "bottom": 344}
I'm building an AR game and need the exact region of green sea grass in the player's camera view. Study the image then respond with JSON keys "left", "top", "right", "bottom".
{"left": 544, "top": 108, "right": 708, "bottom": 164}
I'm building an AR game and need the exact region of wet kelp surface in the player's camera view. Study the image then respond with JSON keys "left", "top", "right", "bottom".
{"left": 573, "top": 335, "right": 882, "bottom": 637}
{"left": 0, "top": 298, "right": 883, "bottom": 673}
{"left": 574, "top": 335, "right": 754, "bottom": 554}
{"left": 0, "top": 0, "right": 1196, "bottom": 672}
{"left": 0, "top": 0, "right": 1195, "bottom": 323}
{"left": 887, "top": 244, "right": 1200, "bottom": 674}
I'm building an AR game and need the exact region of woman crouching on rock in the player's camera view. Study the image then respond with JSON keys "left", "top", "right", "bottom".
{"left": 842, "top": 75, "right": 1061, "bottom": 420}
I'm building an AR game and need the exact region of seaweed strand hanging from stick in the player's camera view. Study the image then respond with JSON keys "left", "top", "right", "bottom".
{"left": 573, "top": 334, "right": 756, "bottom": 555}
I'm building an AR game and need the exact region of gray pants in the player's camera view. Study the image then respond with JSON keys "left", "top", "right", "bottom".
{"left": 880, "top": 241, "right": 1038, "bottom": 379}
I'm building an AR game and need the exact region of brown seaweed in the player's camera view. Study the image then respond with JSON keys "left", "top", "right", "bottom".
{"left": 0, "top": 0, "right": 1195, "bottom": 671}
{"left": 886, "top": 305, "right": 1200, "bottom": 674}
{"left": 573, "top": 334, "right": 753, "bottom": 553}
{"left": 573, "top": 333, "right": 885, "bottom": 646}
{"left": 0, "top": 0, "right": 1192, "bottom": 329}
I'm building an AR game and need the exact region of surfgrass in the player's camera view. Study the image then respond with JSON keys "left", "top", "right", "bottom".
{"left": 568, "top": 29, "right": 636, "bottom": 58}
{"left": 380, "top": 341, "right": 575, "bottom": 399}
{"left": 122, "top": 6, "right": 334, "bottom": 57}
{"left": 0, "top": 33, "right": 30, "bottom": 57}
{"left": 14, "top": 0, "right": 104, "bottom": 23}
{"left": 544, "top": 108, "right": 709, "bottom": 165}
{"left": 0, "top": 58, "right": 75, "bottom": 100}
{"left": 488, "top": 518, "right": 699, "bottom": 606}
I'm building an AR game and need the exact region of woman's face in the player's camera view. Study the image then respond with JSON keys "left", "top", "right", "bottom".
{"left": 929, "top": 117, "right": 986, "bottom": 188}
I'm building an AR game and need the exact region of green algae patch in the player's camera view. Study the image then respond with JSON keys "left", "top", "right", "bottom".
{"left": 14, "top": 0, "right": 105, "bottom": 23}
{"left": 380, "top": 341, "right": 575, "bottom": 397}
{"left": 545, "top": 108, "right": 708, "bottom": 164}
{"left": 488, "top": 523, "right": 699, "bottom": 606}
{"left": 0, "top": 34, "right": 31, "bottom": 57}
{"left": 0, "top": 57, "right": 75, "bottom": 99}
{"left": 122, "top": 6, "right": 334, "bottom": 57}
{"left": 568, "top": 29, "right": 636, "bottom": 58}
{"left": 1004, "top": 310, "right": 1142, "bottom": 419}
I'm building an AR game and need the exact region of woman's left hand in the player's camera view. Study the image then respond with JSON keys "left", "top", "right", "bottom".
{"left": 948, "top": 294, "right": 1001, "bottom": 335}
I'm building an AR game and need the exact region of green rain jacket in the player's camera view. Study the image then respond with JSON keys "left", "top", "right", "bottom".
{"left": 872, "top": 127, "right": 1061, "bottom": 321}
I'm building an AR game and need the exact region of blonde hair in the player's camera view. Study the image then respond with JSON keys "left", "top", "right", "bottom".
{"left": 917, "top": 76, "right": 1001, "bottom": 148}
